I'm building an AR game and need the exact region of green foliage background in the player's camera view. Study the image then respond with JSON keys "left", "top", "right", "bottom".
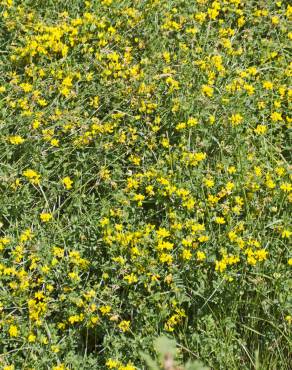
{"left": 0, "top": 0, "right": 291, "bottom": 369}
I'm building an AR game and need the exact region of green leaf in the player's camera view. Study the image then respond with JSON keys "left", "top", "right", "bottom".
{"left": 139, "top": 351, "right": 160, "bottom": 370}
{"left": 154, "top": 335, "right": 177, "bottom": 359}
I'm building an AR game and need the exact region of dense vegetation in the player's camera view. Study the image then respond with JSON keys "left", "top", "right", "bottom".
{"left": 0, "top": 0, "right": 291, "bottom": 369}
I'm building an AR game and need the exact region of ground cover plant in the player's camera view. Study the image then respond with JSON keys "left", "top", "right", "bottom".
{"left": 0, "top": 0, "right": 291, "bottom": 369}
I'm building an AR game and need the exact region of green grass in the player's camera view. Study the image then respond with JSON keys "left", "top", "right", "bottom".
{"left": 0, "top": 0, "right": 291, "bottom": 369}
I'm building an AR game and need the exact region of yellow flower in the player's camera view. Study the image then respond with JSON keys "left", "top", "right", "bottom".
{"left": 68, "top": 314, "right": 83, "bottom": 324}
{"left": 228, "top": 166, "right": 236, "bottom": 174}
{"left": 99, "top": 305, "right": 112, "bottom": 315}
{"left": 195, "top": 12, "right": 207, "bottom": 23}
{"left": 28, "top": 333, "right": 36, "bottom": 342}
{"left": 209, "top": 115, "right": 215, "bottom": 124}
{"left": 50, "top": 138, "right": 59, "bottom": 147}
{"left": 159, "top": 253, "right": 173, "bottom": 264}
{"left": 254, "top": 249, "right": 268, "bottom": 261}
{"left": 161, "top": 137, "right": 170, "bottom": 148}
{"left": 133, "top": 193, "right": 145, "bottom": 206}
{"left": 176, "top": 122, "right": 186, "bottom": 130}
{"left": 238, "top": 16, "right": 245, "bottom": 27}
{"left": 244, "top": 83, "right": 255, "bottom": 95}
{"left": 60, "top": 86, "right": 71, "bottom": 97}
{"left": 90, "top": 96, "right": 99, "bottom": 108}
{"left": 282, "top": 230, "right": 291, "bottom": 238}
{"left": 62, "top": 76, "right": 73, "bottom": 87}
{"left": 165, "top": 76, "right": 179, "bottom": 92}
{"left": 20, "top": 82, "right": 33, "bottom": 92}
{"left": 271, "top": 112, "right": 283, "bottom": 122}
{"left": 23, "top": 169, "right": 41, "bottom": 185}
{"left": 254, "top": 125, "right": 267, "bottom": 135}
{"left": 91, "top": 316, "right": 100, "bottom": 325}
{"left": 215, "top": 217, "right": 226, "bottom": 224}
{"left": 9, "top": 325, "right": 18, "bottom": 337}
{"left": 204, "top": 178, "right": 214, "bottom": 188}
{"left": 229, "top": 113, "right": 243, "bottom": 126}
{"left": 52, "top": 364, "right": 67, "bottom": 370}
{"left": 187, "top": 117, "right": 198, "bottom": 126}
{"left": 201, "top": 84, "right": 214, "bottom": 97}
{"left": 182, "top": 249, "right": 192, "bottom": 260}
{"left": 263, "top": 81, "right": 273, "bottom": 90}
{"left": 41, "top": 265, "right": 50, "bottom": 274}
{"left": 198, "top": 235, "right": 209, "bottom": 243}
{"left": 196, "top": 251, "right": 206, "bottom": 261}
{"left": 271, "top": 16, "right": 279, "bottom": 25}
{"left": 280, "top": 183, "right": 292, "bottom": 193}
{"left": 62, "top": 176, "right": 73, "bottom": 190}
{"left": 275, "top": 167, "right": 285, "bottom": 176}
{"left": 100, "top": 217, "right": 110, "bottom": 227}
{"left": 156, "top": 228, "right": 170, "bottom": 238}
{"left": 118, "top": 320, "right": 130, "bottom": 332}
{"left": 68, "top": 271, "right": 80, "bottom": 281}
{"left": 51, "top": 345, "right": 60, "bottom": 353}
{"left": 265, "top": 178, "right": 276, "bottom": 189}
{"left": 20, "top": 228, "right": 33, "bottom": 242}
{"left": 124, "top": 272, "right": 138, "bottom": 284}
{"left": 106, "top": 359, "right": 120, "bottom": 369}
{"left": 9, "top": 135, "right": 25, "bottom": 145}
{"left": 102, "top": 0, "right": 113, "bottom": 5}
{"left": 119, "top": 364, "right": 136, "bottom": 370}
{"left": 40, "top": 213, "right": 53, "bottom": 222}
